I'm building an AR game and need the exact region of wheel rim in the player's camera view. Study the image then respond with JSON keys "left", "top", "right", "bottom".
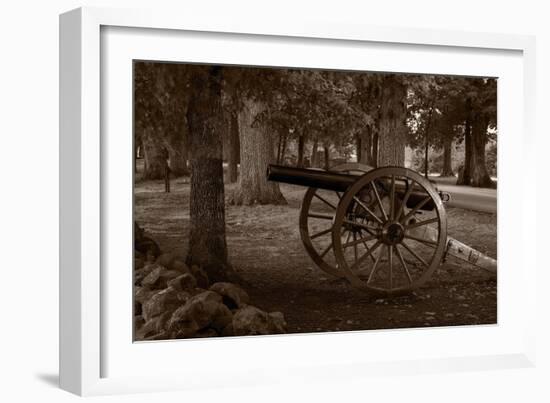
{"left": 332, "top": 167, "right": 447, "bottom": 294}
{"left": 299, "top": 163, "right": 372, "bottom": 277}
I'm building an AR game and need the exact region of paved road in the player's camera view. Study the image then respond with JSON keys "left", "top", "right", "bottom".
{"left": 430, "top": 177, "right": 497, "bottom": 213}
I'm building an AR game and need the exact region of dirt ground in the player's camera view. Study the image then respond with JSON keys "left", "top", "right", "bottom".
{"left": 134, "top": 175, "right": 497, "bottom": 334}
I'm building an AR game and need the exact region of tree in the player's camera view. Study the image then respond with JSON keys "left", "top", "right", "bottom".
{"left": 185, "top": 66, "right": 233, "bottom": 282}
{"left": 227, "top": 111, "right": 240, "bottom": 183}
{"left": 378, "top": 75, "right": 408, "bottom": 166}
{"left": 456, "top": 78, "right": 496, "bottom": 187}
{"left": 225, "top": 67, "right": 290, "bottom": 205}
{"left": 231, "top": 95, "right": 286, "bottom": 204}
{"left": 134, "top": 62, "right": 190, "bottom": 179}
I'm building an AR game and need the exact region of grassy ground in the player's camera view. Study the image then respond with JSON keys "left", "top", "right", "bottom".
{"left": 135, "top": 175, "right": 497, "bottom": 334}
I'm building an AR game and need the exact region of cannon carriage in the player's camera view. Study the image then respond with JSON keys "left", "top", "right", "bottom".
{"left": 267, "top": 163, "right": 497, "bottom": 295}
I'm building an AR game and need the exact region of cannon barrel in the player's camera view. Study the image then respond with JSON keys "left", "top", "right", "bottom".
{"left": 267, "top": 164, "right": 445, "bottom": 211}
{"left": 267, "top": 165, "right": 356, "bottom": 192}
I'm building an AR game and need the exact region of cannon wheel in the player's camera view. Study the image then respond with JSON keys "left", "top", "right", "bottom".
{"left": 299, "top": 163, "right": 373, "bottom": 277}
{"left": 332, "top": 167, "right": 447, "bottom": 294}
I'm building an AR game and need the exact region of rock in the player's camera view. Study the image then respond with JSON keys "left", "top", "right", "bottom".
{"left": 209, "top": 282, "right": 250, "bottom": 309}
{"left": 134, "top": 257, "right": 145, "bottom": 270}
{"left": 221, "top": 323, "right": 234, "bottom": 337}
{"left": 170, "top": 260, "right": 190, "bottom": 274}
{"left": 142, "top": 287, "right": 182, "bottom": 321}
{"left": 136, "top": 312, "right": 172, "bottom": 339}
{"left": 134, "top": 286, "right": 153, "bottom": 304}
{"left": 232, "top": 306, "right": 287, "bottom": 336}
{"left": 195, "top": 328, "right": 220, "bottom": 338}
{"left": 168, "top": 273, "right": 197, "bottom": 291}
{"left": 141, "top": 265, "right": 164, "bottom": 287}
{"left": 159, "top": 269, "right": 182, "bottom": 285}
{"left": 141, "top": 264, "right": 180, "bottom": 289}
{"left": 168, "top": 291, "right": 227, "bottom": 337}
{"left": 134, "top": 315, "right": 145, "bottom": 330}
{"left": 157, "top": 253, "right": 176, "bottom": 268}
{"left": 210, "top": 304, "right": 233, "bottom": 332}
{"left": 190, "top": 265, "right": 209, "bottom": 288}
{"left": 268, "top": 311, "right": 287, "bottom": 333}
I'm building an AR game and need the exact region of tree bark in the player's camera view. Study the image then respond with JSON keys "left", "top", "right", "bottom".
{"left": 378, "top": 76, "right": 407, "bottom": 167}
{"left": 441, "top": 137, "right": 454, "bottom": 177}
{"left": 457, "top": 100, "right": 494, "bottom": 188}
{"left": 310, "top": 137, "right": 320, "bottom": 168}
{"left": 186, "top": 66, "right": 231, "bottom": 282}
{"left": 355, "top": 133, "right": 362, "bottom": 163}
{"left": 166, "top": 120, "right": 189, "bottom": 177}
{"left": 142, "top": 126, "right": 166, "bottom": 180}
{"left": 357, "top": 127, "right": 372, "bottom": 165}
{"left": 469, "top": 115, "right": 494, "bottom": 187}
{"left": 323, "top": 144, "right": 330, "bottom": 170}
{"left": 227, "top": 111, "right": 240, "bottom": 183}
{"left": 230, "top": 97, "right": 286, "bottom": 205}
{"left": 278, "top": 132, "right": 288, "bottom": 164}
{"left": 297, "top": 134, "right": 305, "bottom": 168}
{"left": 372, "top": 130, "right": 379, "bottom": 168}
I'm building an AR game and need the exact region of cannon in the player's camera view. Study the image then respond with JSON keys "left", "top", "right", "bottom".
{"left": 267, "top": 163, "right": 497, "bottom": 295}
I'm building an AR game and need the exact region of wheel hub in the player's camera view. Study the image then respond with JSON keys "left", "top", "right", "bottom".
{"left": 381, "top": 222, "right": 405, "bottom": 245}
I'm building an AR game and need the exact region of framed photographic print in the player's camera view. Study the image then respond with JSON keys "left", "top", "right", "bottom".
{"left": 60, "top": 6, "right": 537, "bottom": 396}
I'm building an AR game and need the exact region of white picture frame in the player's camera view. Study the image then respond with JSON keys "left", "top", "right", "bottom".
{"left": 59, "top": 6, "right": 537, "bottom": 396}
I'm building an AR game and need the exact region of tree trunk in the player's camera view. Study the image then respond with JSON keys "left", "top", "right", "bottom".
{"left": 228, "top": 111, "right": 240, "bottom": 183}
{"left": 166, "top": 121, "right": 189, "bottom": 177}
{"left": 230, "top": 97, "right": 286, "bottom": 205}
{"left": 355, "top": 133, "right": 362, "bottom": 163}
{"left": 186, "top": 66, "right": 232, "bottom": 282}
{"left": 279, "top": 133, "right": 288, "bottom": 164}
{"left": 323, "top": 144, "right": 330, "bottom": 170}
{"left": 424, "top": 140, "right": 429, "bottom": 178}
{"left": 457, "top": 108, "right": 493, "bottom": 187}
{"left": 142, "top": 126, "right": 166, "bottom": 180}
{"left": 372, "top": 130, "right": 379, "bottom": 168}
{"left": 378, "top": 76, "right": 407, "bottom": 166}
{"left": 310, "top": 138, "right": 320, "bottom": 168}
{"left": 357, "top": 127, "right": 372, "bottom": 165}
{"left": 297, "top": 134, "right": 305, "bottom": 168}
{"left": 441, "top": 137, "right": 454, "bottom": 177}
{"left": 469, "top": 115, "right": 494, "bottom": 187}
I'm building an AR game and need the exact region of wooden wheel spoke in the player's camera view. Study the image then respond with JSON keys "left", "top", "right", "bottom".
{"left": 342, "top": 219, "right": 379, "bottom": 234}
{"left": 361, "top": 239, "right": 377, "bottom": 263}
{"left": 371, "top": 181, "right": 388, "bottom": 221}
{"left": 400, "top": 241, "right": 429, "bottom": 268}
{"left": 344, "top": 230, "right": 352, "bottom": 245}
{"left": 353, "top": 196, "right": 384, "bottom": 225}
{"left": 342, "top": 234, "right": 377, "bottom": 249}
{"left": 394, "top": 245, "right": 413, "bottom": 284}
{"left": 404, "top": 234, "right": 438, "bottom": 247}
{"left": 405, "top": 217, "right": 439, "bottom": 230}
{"left": 313, "top": 192, "right": 337, "bottom": 210}
{"left": 388, "top": 244, "right": 393, "bottom": 290}
{"left": 310, "top": 227, "right": 333, "bottom": 240}
{"left": 353, "top": 232, "right": 358, "bottom": 263}
{"left": 400, "top": 196, "right": 432, "bottom": 224}
{"left": 389, "top": 175, "right": 396, "bottom": 220}
{"left": 366, "top": 245, "right": 384, "bottom": 284}
{"left": 319, "top": 241, "right": 333, "bottom": 258}
{"left": 352, "top": 241, "right": 382, "bottom": 272}
{"left": 308, "top": 212, "right": 334, "bottom": 220}
{"left": 395, "top": 178, "right": 412, "bottom": 220}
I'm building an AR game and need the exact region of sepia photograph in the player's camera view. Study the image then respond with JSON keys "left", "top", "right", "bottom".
{"left": 133, "top": 61, "right": 497, "bottom": 341}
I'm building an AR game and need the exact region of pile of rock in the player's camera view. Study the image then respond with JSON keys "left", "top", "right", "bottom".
{"left": 134, "top": 253, "right": 286, "bottom": 340}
